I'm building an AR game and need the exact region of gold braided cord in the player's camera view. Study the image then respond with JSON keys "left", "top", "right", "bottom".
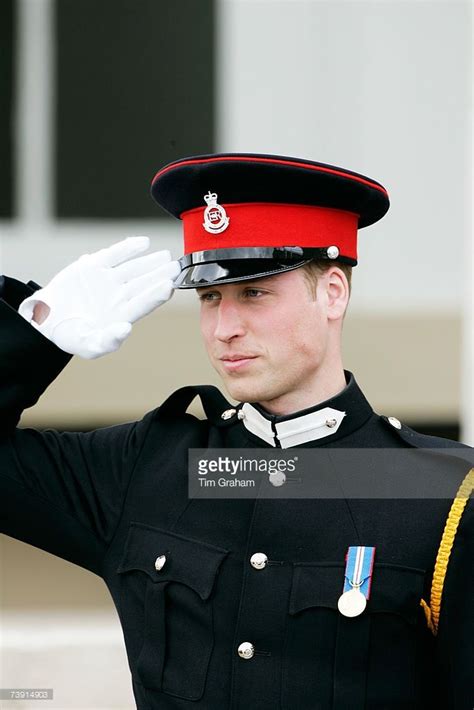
{"left": 419, "top": 597, "right": 435, "bottom": 634}
{"left": 420, "top": 467, "right": 474, "bottom": 636}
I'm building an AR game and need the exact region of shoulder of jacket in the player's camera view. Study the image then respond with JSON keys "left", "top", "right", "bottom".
{"left": 379, "top": 413, "right": 471, "bottom": 449}
{"left": 154, "top": 384, "right": 237, "bottom": 426}
{"left": 378, "top": 413, "right": 474, "bottom": 466}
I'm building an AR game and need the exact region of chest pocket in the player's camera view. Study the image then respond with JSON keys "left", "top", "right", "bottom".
{"left": 116, "top": 522, "right": 229, "bottom": 701}
{"left": 282, "top": 562, "right": 427, "bottom": 710}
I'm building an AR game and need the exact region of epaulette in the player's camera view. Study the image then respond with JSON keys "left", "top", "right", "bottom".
{"left": 155, "top": 385, "right": 239, "bottom": 427}
{"left": 380, "top": 414, "right": 474, "bottom": 635}
{"left": 379, "top": 414, "right": 474, "bottom": 465}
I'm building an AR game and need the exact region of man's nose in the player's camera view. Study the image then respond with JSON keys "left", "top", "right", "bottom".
{"left": 214, "top": 300, "right": 246, "bottom": 342}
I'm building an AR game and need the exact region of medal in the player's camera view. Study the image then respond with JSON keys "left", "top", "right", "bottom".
{"left": 337, "top": 587, "right": 367, "bottom": 617}
{"left": 338, "top": 545, "right": 376, "bottom": 618}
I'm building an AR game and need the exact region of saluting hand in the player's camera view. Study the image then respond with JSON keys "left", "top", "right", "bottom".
{"left": 18, "top": 237, "right": 180, "bottom": 359}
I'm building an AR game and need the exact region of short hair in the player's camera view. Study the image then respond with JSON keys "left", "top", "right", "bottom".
{"left": 300, "top": 260, "right": 353, "bottom": 313}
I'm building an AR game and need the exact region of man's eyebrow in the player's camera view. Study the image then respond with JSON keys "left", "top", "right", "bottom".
{"left": 195, "top": 277, "right": 278, "bottom": 294}
{"left": 195, "top": 287, "right": 218, "bottom": 298}
{"left": 244, "top": 277, "right": 278, "bottom": 286}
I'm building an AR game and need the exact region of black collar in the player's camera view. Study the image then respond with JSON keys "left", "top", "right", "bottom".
{"left": 238, "top": 370, "right": 374, "bottom": 448}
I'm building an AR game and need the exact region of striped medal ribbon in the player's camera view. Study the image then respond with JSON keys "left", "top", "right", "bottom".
{"left": 337, "top": 545, "right": 376, "bottom": 617}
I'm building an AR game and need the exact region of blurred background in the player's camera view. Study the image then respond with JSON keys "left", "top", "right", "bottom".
{"left": 0, "top": 0, "right": 472, "bottom": 707}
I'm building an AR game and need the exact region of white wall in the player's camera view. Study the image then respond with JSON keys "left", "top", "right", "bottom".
{"left": 0, "top": 0, "right": 471, "bottom": 316}
{"left": 216, "top": 0, "right": 472, "bottom": 314}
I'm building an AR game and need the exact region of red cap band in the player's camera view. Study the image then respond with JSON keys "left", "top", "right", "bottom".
{"left": 181, "top": 202, "right": 359, "bottom": 259}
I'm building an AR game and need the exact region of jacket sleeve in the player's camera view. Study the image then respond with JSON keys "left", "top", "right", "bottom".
{"left": 434, "top": 497, "right": 474, "bottom": 709}
{"left": 0, "top": 276, "right": 157, "bottom": 577}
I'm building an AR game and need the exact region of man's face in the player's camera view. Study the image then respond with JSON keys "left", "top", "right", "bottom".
{"left": 198, "top": 268, "right": 333, "bottom": 412}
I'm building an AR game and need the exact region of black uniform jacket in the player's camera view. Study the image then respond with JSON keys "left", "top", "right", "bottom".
{"left": 1, "top": 276, "right": 473, "bottom": 710}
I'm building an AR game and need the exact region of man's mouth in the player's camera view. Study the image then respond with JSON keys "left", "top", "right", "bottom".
{"left": 219, "top": 355, "right": 258, "bottom": 371}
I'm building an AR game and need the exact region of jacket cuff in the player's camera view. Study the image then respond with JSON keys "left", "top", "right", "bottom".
{"left": 0, "top": 275, "right": 72, "bottom": 419}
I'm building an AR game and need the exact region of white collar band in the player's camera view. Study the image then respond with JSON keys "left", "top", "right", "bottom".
{"left": 240, "top": 402, "right": 346, "bottom": 448}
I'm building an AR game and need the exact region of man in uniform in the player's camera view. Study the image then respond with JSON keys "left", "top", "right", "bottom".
{"left": 1, "top": 153, "right": 473, "bottom": 709}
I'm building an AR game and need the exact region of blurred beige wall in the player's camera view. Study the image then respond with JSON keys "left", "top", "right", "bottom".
{"left": 18, "top": 309, "right": 461, "bottom": 432}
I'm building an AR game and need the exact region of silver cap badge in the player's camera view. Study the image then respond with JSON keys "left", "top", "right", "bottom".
{"left": 203, "top": 191, "right": 230, "bottom": 234}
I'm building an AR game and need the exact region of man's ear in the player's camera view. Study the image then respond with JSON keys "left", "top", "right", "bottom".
{"left": 325, "top": 267, "right": 350, "bottom": 321}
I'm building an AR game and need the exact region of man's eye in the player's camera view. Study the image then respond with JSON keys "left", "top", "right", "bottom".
{"left": 198, "top": 291, "right": 220, "bottom": 302}
{"left": 244, "top": 288, "right": 264, "bottom": 298}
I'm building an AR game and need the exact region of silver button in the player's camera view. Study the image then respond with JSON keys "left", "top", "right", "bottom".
{"left": 388, "top": 416, "right": 402, "bottom": 430}
{"left": 221, "top": 408, "right": 236, "bottom": 420}
{"left": 250, "top": 552, "right": 268, "bottom": 570}
{"left": 237, "top": 641, "right": 255, "bottom": 659}
{"left": 154, "top": 554, "right": 167, "bottom": 571}
{"left": 326, "top": 417, "right": 337, "bottom": 428}
{"left": 327, "top": 246, "right": 340, "bottom": 259}
{"left": 237, "top": 409, "right": 246, "bottom": 420}
{"left": 269, "top": 471, "right": 286, "bottom": 487}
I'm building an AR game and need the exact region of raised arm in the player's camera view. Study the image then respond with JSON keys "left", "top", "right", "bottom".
{"left": 0, "top": 274, "right": 72, "bottom": 426}
{"left": 0, "top": 239, "right": 180, "bottom": 576}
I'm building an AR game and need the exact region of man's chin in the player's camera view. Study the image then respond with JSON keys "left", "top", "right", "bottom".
{"left": 220, "top": 376, "right": 276, "bottom": 405}
{"left": 220, "top": 376, "right": 260, "bottom": 404}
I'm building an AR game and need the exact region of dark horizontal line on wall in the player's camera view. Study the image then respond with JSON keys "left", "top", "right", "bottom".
{"left": 403, "top": 421, "right": 460, "bottom": 442}
{"left": 25, "top": 420, "right": 462, "bottom": 442}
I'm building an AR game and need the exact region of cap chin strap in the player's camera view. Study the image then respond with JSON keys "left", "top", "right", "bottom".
{"left": 175, "top": 259, "right": 313, "bottom": 289}
{"left": 175, "top": 246, "right": 357, "bottom": 289}
{"left": 178, "top": 246, "right": 357, "bottom": 268}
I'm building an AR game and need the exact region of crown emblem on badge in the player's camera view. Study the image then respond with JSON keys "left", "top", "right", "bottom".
{"left": 203, "top": 191, "right": 230, "bottom": 235}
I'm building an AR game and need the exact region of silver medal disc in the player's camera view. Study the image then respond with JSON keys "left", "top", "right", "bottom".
{"left": 337, "top": 588, "right": 367, "bottom": 617}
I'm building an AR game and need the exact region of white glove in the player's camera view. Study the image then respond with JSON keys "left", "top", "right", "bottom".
{"left": 18, "top": 237, "right": 181, "bottom": 359}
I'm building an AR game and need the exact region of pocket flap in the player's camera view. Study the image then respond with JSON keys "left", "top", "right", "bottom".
{"left": 289, "top": 562, "right": 425, "bottom": 624}
{"left": 117, "top": 522, "right": 229, "bottom": 600}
